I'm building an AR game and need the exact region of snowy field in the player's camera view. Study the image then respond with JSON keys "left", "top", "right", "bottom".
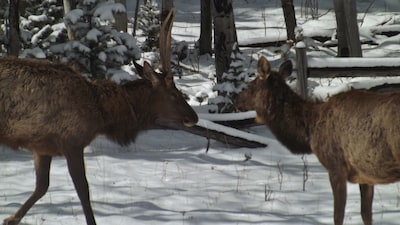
{"left": 2, "top": 0, "right": 400, "bottom": 225}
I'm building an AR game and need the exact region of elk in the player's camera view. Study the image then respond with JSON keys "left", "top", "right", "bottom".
{"left": 1, "top": 10, "right": 197, "bottom": 225}
{"left": 235, "top": 56, "right": 400, "bottom": 225}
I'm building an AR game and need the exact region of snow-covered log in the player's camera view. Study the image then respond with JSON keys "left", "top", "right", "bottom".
{"left": 306, "top": 57, "right": 400, "bottom": 77}
{"left": 158, "top": 114, "right": 268, "bottom": 149}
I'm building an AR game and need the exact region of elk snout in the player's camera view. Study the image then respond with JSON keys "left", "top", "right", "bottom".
{"left": 183, "top": 113, "right": 199, "bottom": 127}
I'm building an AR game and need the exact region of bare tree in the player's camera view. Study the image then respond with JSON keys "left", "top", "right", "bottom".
{"left": 132, "top": 0, "right": 141, "bottom": 36}
{"left": 281, "top": 0, "right": 297, "bottom": 42}
{"left": 199, "top": 0, "right": 212, "bottom": 55}
{"left": 213, "top": 0, "right": 237, "bottom": 83}
{"left": 63, "top": 0, "right": 76, "bottom": 40}
{"left": 114, "top": 0, "right": 128, "bottom": 32}
{"left": 333, "top": 0, "right": 362, "bottom": 57}
{"left": 7, "top": 0, "right": 20, "bottom": 56}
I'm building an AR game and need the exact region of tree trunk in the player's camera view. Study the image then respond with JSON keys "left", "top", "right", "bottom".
{"left": 161, "top": 0, "right": 173, "bottom": 22}
{"left": 333, "top": 0, "right": 362, "bottom": 57}
{"left": 132, "top": 0, "right": 141, "bottom": 36}
{"left": 114, "top": 0, "right": 128, "bottom": 32}
{"left": 213, "top": 0, "right": 238, "bottom": 83}
{"left": 63, "top": 0, "right": 76, "bottom": 40}
{"left": 7, "top": 0, "right": 20, "bottom": 56}
{"left": 199, "top": 0, "right": 212, "bottom": 55}
{"left": 281, "top": 0, "right": 297, "bottom": 42}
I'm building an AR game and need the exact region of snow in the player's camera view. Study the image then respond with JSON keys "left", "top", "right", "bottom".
{"left": 20, "top": 47, "right": 47, "bottom": 59}
{"left": 63, "top": 41, "right": 91, "bottom": 53}
{"left": 98, "top": 51, "right": 107, "bottom": 62}
{"left": 48, "top": 22, "right": 66, "bottom": 42}
{"left": 308, "top": 57, "right": 400, "bottom": 67}
{"left": 94, "top": 2, "right": 126, "bottom": 21}
{"left": 311, "top": 76, "right": 400, "bottom": 100}
{"left": 106, "top": 45, "right": 127, "bottom": 55}
{"left": 197, "top": 119, "right": 269, "bottom": 146}
{"left": 28, "top": 15, "right": 48, "bottom": 22}
{"left": 83, "top": 0, "right": 97, "bottom": 4}
{"left": 64, "top": 9, "right": 84, "bottom": 25}
{"left": 31, "top": 25, "right": 51, "bottom": 45}
{"left": 112, "top": 31, "right": 138, "bottom": 49}
{"left": 2, "top": 1, "right": 400, "bottom": 225}
{"left": 198, "top": 111, "right": 257, "bottom": 121}
{"left": 86, "top": 28, "right": 102, "bottom": 42}
{"left": 296, "top": 41, "right": 306, "bottom": 48}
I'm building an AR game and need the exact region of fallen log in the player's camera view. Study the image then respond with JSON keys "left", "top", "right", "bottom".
{"left": 197, "top": 111, "right": 258, "bottom": 129}
{"left": 157, "top": 116, "right": 268, "bottom": 148}
{"left": 308, "top": 67, "right": 400, "bottom": 78}
{"left": 368, "top": 83, "right": 400, "bottom": 93}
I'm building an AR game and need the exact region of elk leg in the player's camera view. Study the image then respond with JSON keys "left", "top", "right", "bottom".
{"left": 359, "top": 184, "right": 374, "bottom": 225}
{"left": 65, "top": 150, "right": 96, "bottom": 225}
{"left": 4, "top": 153, "right": 52, "bottom": 225}
{"left": 329, "top": 172, "right": 347, "bottom": 225}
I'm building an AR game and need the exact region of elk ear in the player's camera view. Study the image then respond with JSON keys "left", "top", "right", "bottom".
{"left": 142, "top": 61, "right": 161, "bottom": 87}
{"left": 257, "top": 56, "right": 271, "bottom": 80}
{"left": 279, "top": 60, "right": 293, "bottom": 78}
{"left": 133, "top": 61, "right": 144, "bottom": 77}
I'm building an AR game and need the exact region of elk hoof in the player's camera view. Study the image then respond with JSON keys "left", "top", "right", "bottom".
{"left": 3, "top": 216, "right": 21, "bottom": 225}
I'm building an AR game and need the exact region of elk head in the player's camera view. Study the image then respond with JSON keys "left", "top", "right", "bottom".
{"left": 235, "top": 56, "right": 293, "bottom": 124}
{"left": 133, "top": 9, "right": 198, "bottom": 127}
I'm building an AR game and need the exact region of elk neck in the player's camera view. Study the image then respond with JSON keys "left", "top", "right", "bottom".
{"left": 259, "top": 76, "right": 316, "bottom": 154}
{"left": 92, "top": 79, "right": 155, "bottom": 146}
{"left": 121, "top": 79, "right": 159, "bottom": 129}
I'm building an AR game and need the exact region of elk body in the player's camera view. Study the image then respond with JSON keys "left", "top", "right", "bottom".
{"left": 1, "top": 10, "right": 197, "bottom": 225}
{"left": 235, "top": 56, "right": 400, "bottom": 225}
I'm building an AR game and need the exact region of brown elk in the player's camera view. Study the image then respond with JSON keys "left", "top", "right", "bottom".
{"left": 235, "top": 56, "right": 400, "bottom": 225}
{"left": 2, "top": 10, "right": 197, "bottom": 225}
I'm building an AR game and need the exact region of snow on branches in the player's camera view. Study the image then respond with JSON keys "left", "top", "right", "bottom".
{"left": 55, "top": 0, "right": 140, "bottom": 80}
{"left": 209, "top": 43, "right": 255, "bottom": 113}
{"left": 137, "top": 0, "right": 160, "bottom": 51}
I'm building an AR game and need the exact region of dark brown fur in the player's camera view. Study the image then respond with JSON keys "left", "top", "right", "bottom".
{"left": 235, "top": 56, "right": 400, "bottom": 225}
{"left": 1, "top": 56, "right": 198, "bottom": 225}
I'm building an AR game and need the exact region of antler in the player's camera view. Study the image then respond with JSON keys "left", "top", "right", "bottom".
{"left": 159, "top": 9, "right": 174, "bottom": 83}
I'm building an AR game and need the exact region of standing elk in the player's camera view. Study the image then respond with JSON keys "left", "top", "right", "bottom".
{"left": 235, "top": 56, "right": 400, "bottom": 225}
{"left": 1, "top": 9, "right": 197, "bottom": 225}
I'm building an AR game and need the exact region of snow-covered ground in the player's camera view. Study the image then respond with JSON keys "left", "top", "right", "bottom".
{"left": 2, "top": 1, "right": 400, "bottom": 225}
{"left": 3, "top": 128, "right": 400, "bottom": 225}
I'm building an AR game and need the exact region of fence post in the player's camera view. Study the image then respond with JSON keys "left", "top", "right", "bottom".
{"left": 295, "top": 41, "right": 308, "bottom": 99}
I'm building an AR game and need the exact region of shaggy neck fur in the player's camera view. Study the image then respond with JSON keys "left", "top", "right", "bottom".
{"left": 93, "top": 79, "right": 156, "bottom": 146}
{"left": 259, "top": 75, "right": 315, "bottom": 154}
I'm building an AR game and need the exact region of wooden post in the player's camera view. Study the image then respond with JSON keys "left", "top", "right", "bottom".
{"left": 114, "top": 0, "right": 128, "bottom": 32}
{"left": 295, "top": 41, "right": 308, "bottom": 99}
{"left": 333, "top": 0, "right": 362, "bottom": 57}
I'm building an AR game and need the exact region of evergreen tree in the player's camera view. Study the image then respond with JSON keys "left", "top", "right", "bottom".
{"left": 0, "top": 2, "right": 7, "bottom": 55}
{"left": 51, "top": 0, "right": 141, "bottom": 80}
{"left": 137, "top": 0, "right": 160, "bottom": 51}
{"left": 209, "top": 43, "right": 255, "bottom": 113}
{"left": 20, "top": 0, "right": 67, "bottom": 58}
